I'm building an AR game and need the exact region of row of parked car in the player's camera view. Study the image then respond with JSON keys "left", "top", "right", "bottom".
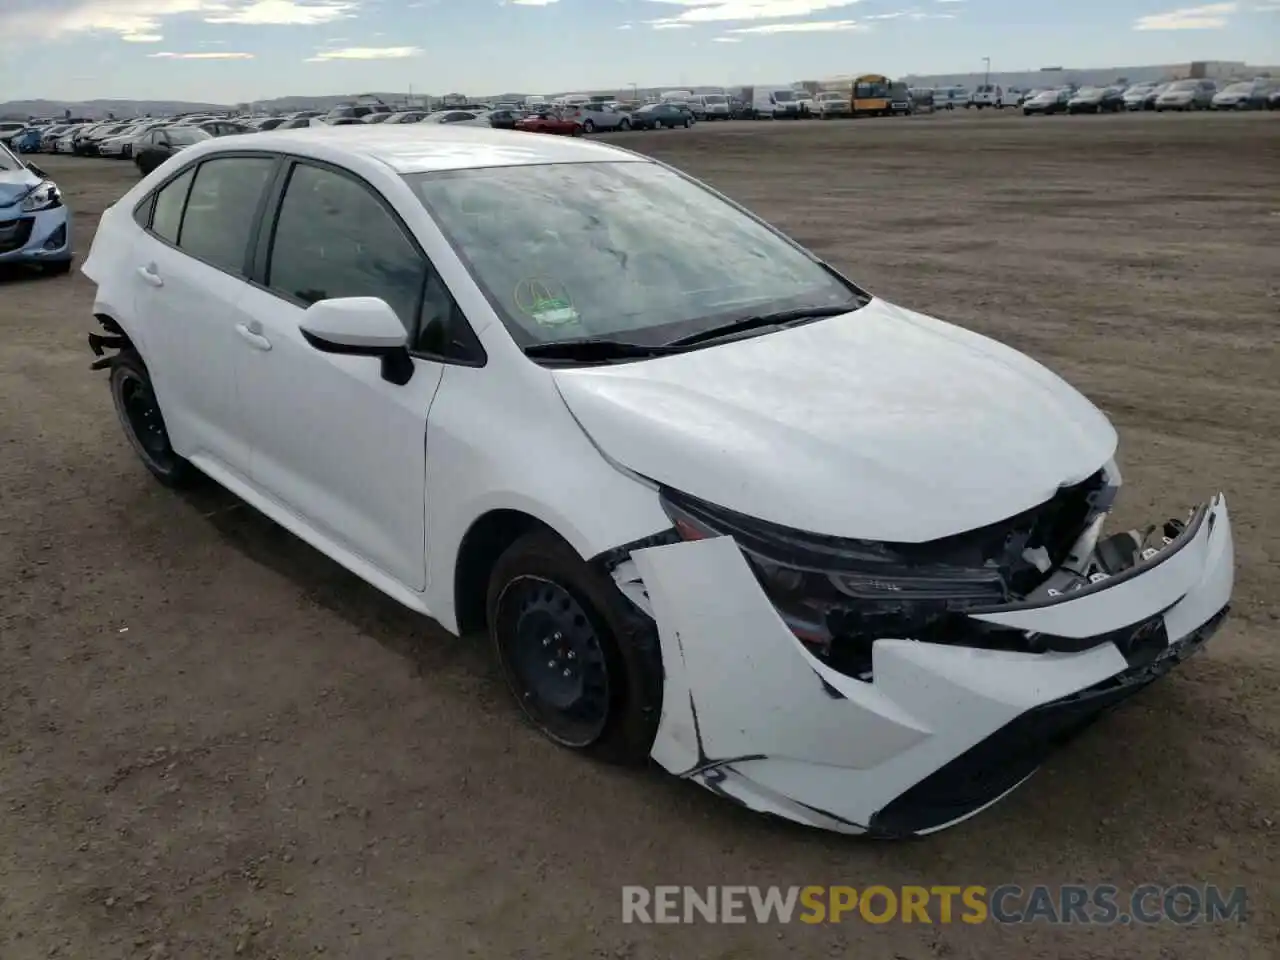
{"left": 1, "top": 99, "right": 703, "bottom": 176}
{"left": 1019, "top": 77, "right": 1279, "bottom": 115}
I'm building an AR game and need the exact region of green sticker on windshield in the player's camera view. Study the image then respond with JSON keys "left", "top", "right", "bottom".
{"left": 515, "top": 277, "right": 579, "bottom": 326}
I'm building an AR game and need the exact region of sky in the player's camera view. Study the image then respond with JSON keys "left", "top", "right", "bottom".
{"left": 1, "top": 1, "right": 1277, "bottom": 103}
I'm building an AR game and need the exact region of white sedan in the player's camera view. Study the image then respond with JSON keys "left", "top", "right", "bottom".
{"left": 81, "top": 125, "right": 1234, "bottom": 837}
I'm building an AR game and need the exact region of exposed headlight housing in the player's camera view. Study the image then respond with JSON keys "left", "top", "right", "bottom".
{"left": 660, "top": 473, "right": 1113, "bottom": 677}
{"left": 22, "top": 180, "right": 62, "bottom": 213}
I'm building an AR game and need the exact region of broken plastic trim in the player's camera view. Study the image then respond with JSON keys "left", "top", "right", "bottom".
{"left": 87, "top": 315, "right": 130, "bottom": 371}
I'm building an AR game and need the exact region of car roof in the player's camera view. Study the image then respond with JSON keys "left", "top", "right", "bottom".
{"left": 203, "top": 123, "right": 649, "bottom": 174}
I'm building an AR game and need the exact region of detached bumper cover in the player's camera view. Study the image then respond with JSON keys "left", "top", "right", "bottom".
{"left": 629, "top": 495, "right": 1233, "bottom": 836}
{"left": 0, "top": 205, "right": 72, "bottom": 264}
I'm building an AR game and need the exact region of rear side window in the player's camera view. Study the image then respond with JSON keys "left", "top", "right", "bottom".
{"left": 149, "top": 167, "right": 195, "bottom": 243}
{"left": 178, "top": 156, "right": 275, "bottom": 274}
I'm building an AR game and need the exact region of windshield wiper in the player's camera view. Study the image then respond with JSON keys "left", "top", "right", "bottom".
{"left": 522, "top": 338, "right": 688, "bottom": 362}
{"left": 664, "top": 303, "right": 857, "bottom": 348}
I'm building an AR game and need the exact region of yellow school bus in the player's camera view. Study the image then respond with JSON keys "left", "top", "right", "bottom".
{"left": 852, "top": 74, "right": 891, "bottom": 116}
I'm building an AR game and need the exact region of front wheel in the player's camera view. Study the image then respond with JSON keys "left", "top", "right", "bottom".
{"left": 618, "top": 118, "right": 631, "bottom": 131}
{"left": 583, "top": 119, "right": 595, "bottom": 134}
{"left": 109, "top": 351, "right": 199, "bottom": 488}
{"left": 683, "top": 118, "right": 691, "bottom": 128}
{"left": 487, "top": 530, "right": 661, "bottom": 763}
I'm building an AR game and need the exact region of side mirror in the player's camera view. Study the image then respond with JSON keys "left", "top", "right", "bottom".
{"left": 298, "top": 297, "right": 415, "bottom": 386}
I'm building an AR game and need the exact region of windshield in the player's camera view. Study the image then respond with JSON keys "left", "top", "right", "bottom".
{"left": 855, "top": 81, "right": 889, "bottom": 97}
{"left": 817, "top": 93, "right": 844, "bottom": 101}
{"left": 1168, "top": 80, "right": 1197, "bottom": 91}
{"left": 772, "top": 90, "right": 796, "bottom": 102}
{"left": 1076, "top": 87, "right": 1104, "bottom": 96}
{"left": 704, "top": 95, "right": 727, "bottom": 103}
{"left": 0, "top": 142, "right": 22, "bottom": 171}
{"left": 1221, "top": 82, "right": 1252, "bottom": 94}
{"left": 409, "top": 162, "right": 860, "bottom": 348}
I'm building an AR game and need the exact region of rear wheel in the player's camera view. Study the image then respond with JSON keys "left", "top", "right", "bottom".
{"left": 486, "top": 530, "right": 661, "bottom": 763}
{"left": 619, "top": 118, "right": 631, "bottom": 131}
{"left": 109, "top": 350, "right": 199, "bottom": 488}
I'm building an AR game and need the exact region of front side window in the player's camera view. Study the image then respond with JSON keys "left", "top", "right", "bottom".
{"left": 409, "top": 161, "right": 860, "bottom": 349}
{"left": 266, "top": 163, "right": 427, "bottom": 330}
{"left": 177, "top": 156, "right": 275, "bottom": 273}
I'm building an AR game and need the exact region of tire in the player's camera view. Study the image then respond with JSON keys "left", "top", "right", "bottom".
{"left": 619, "top": 118, "right": 631, "bottom": 131}
{"left": 683, "top": 118, "right": 691, "bottom": 128}
{"left": 486, "top": 529, "right": 662, "bottom": 764}
{"left": 43, "top": 260, "right": 72, "bottom": 276}
{"left": 583, "top": 119, "right": 595, "bottom": 134}
{"left": 572, "top": 125, "right": 584, "bottom": 137}
{"left": 109, "top": 350, "right": 199, "bottom": 488}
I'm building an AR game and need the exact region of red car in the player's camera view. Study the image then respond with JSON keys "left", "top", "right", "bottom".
{"left": 515, "top": 110, "right": 583, "bottom": 137}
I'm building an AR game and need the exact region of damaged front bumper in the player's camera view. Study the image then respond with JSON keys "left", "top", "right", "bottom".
{"left": 0, "top": 205, "right": 72, "bottom": 266}
{"left": 622, "top": 495, "right": 1233, "bottom": 836}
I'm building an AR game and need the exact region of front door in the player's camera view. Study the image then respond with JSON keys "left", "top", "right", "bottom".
{"left": 234, "top": 160, "right": 447, "bottom": 592}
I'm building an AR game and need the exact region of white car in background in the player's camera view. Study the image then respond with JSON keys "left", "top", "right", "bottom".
{"left": 98, "top": 122, "right": 167, "bottom": 159}
{"left": 81, "top": 125, "right": 1234, "bottom": 838}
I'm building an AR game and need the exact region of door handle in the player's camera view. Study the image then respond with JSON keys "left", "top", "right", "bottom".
{"left": 235, "top": 322, "right": 272, "bottom": 352}
{"left": 136, "top": 264, "right": 164, "bottom": 288}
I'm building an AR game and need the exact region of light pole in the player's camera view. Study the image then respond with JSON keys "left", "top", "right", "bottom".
{"left": 983, "top": 57, "right": 991, "bottom": 87}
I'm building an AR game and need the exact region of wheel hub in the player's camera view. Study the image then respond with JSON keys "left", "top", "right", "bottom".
{"left": 498, "top": 577, "right": 610, "bottom": 747}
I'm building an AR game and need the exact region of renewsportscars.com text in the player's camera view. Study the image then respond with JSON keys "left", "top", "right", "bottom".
{"left": 621, "top": 884, "right": 1248, "bottom": 925}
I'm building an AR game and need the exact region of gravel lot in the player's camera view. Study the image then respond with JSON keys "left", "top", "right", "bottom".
{"left": 2, "top": 111, "right": 1277, "bottom": 959}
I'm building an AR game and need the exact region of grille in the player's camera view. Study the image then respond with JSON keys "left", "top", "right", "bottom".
{"left": 0, "top": 218, "right": 34, "bottom": 254}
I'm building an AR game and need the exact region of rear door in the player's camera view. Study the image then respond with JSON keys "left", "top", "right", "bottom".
{"left": 128, "top": 153, "right": 278, "bottom": 475}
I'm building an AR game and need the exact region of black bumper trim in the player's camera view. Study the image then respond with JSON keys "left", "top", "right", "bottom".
{"left": 866, "top": 605, "right": 1229, "bottom": 838}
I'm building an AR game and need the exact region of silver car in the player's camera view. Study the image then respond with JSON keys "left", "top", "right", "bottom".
{"left": 569, "top": 103, "right": 632, "bottom": 133}
{"left": 1155, "top": 79, "right": 1216, "bottom": 111}
{"left": 1211, "top": 79, "right": 1274, "bottom": 111}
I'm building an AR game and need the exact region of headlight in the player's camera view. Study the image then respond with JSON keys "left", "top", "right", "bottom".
{"left": 21, "top": 181, "right": 62, "bottom": 212}
{"left": 659, "top": 476, "right": 1109, "bottom": 675}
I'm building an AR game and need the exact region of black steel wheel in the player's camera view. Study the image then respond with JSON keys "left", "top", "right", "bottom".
{"left": 494, "top": 575, "right": 610, "bottom": 747}
{"left": 486, "top": 529, "right": 663, "bottom": 763}
{"left": 109, "top": 351, "right": 199, "bottom": 487}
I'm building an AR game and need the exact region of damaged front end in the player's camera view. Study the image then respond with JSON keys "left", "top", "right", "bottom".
{"left": 613, "top": 471, "right": 1234, "bottom": 837}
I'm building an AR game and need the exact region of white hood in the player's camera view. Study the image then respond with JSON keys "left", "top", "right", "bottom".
{"left": 552, "top": 298, "right": 1117, "bottom": 542}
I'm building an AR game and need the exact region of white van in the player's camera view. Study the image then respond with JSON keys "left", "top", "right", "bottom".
{"left": 969, "top": 84, "right": 1005, "bottom": 108}
{"left": 689, "top": 93, "right": 732, "bottom": 120}
{"left": 752, "top": 88, "right": 803, "bottom": 119}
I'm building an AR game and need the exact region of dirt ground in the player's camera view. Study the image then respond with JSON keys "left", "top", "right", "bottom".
{"left": 2, "top": 111, "right": 1277, "bottom": 959}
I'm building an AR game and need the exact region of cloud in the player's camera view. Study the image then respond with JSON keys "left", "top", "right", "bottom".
{"left": 203, "top": 0, "right": 355, "bottom": 24}
{"left": 149, "top": 49, "right": 255, "bottom": 58}
{"left": 306, "top": 45, "right": 422, "bottom": 60}
{"left": 645, "top": 0, "right": 861, "bottom": 27}
{"left": 651, "top": 21, "right": 693, "bottom": 28}
{"left": 505, "top": 0, "right": 560, "bottom": 5}
{"left": 728, "top": 17, "right": 867, "bottom": 31}
{"left": 711, "top": 35, "right": 742, "bottom": 40}
{"left": 0, "top": 0, "right": 355, "bottom": 42}
{"left": 122, "top": 31, "right": 165, "bottom": 40}
{"left": 1133, "top": 3, "right": 1237, "bottom": 29}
